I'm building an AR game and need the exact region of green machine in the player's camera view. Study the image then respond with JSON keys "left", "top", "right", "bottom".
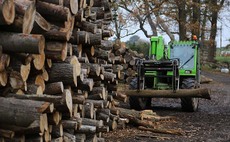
{"left": 129, "top": 36, "right": 208, "bottom": 112}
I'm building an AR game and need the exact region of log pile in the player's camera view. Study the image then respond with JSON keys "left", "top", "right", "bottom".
{"left": 0, "top": 0, "right": 183, "bottom": 141}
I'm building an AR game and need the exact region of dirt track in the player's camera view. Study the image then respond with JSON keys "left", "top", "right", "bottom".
{"left": 103, "top": 70, "right": 230, "bottom": 142}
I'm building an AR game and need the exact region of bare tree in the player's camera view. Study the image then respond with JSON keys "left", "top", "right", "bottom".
{"left": 114, "top": 0, "right": 227, "bottom": 62}
{"left": 207, "top": 0, "right": 225, "bottom": 61}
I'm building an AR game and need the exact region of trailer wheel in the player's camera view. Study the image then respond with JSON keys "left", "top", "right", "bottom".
{"left": 181, "top": 78, "right": 199, "bottom": 112}
{"left": 129, "top": 78, "right": 151, "bottom": 110}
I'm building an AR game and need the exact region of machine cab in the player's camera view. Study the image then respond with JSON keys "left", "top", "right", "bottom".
{"left": 168, "top": 41, "right": 199, "bottom": 77}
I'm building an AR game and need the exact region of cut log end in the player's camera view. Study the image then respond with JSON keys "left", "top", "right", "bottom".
{"left": 1, "top": 0, "right": 15, "bottom": 25}
{"left": 20, "top": 63, "right": 31, "bottom": 82}
{"left": 22, "top": 2, "right": 36, "bottom": 34}
{"left": 34, "top": 12, "right": 51, "bottom": 32}
{"left": 33, "top": 53, "right": 45, "bottom": 70}
{"left": 70, "top": 0, "right": 78, "bottom": 14}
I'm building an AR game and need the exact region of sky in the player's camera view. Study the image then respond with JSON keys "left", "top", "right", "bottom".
{"left": 118, "top": 9, "right": 230, "bottom": 48}
{"left": 120, "top": 22, "right": 230, "bottom": 48}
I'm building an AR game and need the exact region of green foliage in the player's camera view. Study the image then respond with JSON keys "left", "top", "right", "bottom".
{"left": 215, "top": 56, "right": 230, "bottom": 63}
{"left": 126, "top": 36, "right": 150, "bottom": 55}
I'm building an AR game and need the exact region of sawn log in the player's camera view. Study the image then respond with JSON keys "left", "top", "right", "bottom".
{"left": 123, "top": 88, "right": 211, "bottom": 99}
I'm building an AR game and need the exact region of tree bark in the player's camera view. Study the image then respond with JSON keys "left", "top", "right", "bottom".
{"left": 44, "top": 82, "right": 64, "bottom": 95}
{"left": 77, "top": 78, "right": 94, "bottom": 91}
{"left": 83, "top": 102, "right": 94, "bottom": 119}
{"left": 6, "top": 93, "right": 70, "bottom": 113}
{"left": 26, "top": 84, "right": 43, "bottom": 95}
{"left": 9, "top": 70, "right": 25, "bottom": 90}
{"left": 0, "top": 97, "right": 50, "bottom": 132}
{"left": 82, "top": 118, "right": 103, "bottom": 128}
{"left": 0, "top": 32, "right": 45, "bottom": 54}
{"left": 39, "top": 0, "right": 63, "bottom": 5}
{"left": 45, "top": 41, "right": 68, "bottom": 61}
{"left": 91, "top": 7, "right": 104, "bottom": 19}
{"left": 85, "top": 99, "right": 104, "bottom": 109}
{"left": 70, "top": 30, "right": 89, "bottom": 44}
{"left": 9, "top": 56, "right": 31, "bottom": 82}
{"left": 87, "top": 33, "right": 102, "bottom": 45}
{"left": 123, "top": 88, "right": 211, "bottom": 99}
{"left": 36, "top": 1, "right": 71, "bottom": 24}
{"left": 177, "top": 1, "right": 187, "bottom": 40}
{"left": 48, "top": 63, "right": 77, "bottom": 87}
{"left": 76, "top": 21, "right": 97, "bottom": 34}
{"left": 0, "top": 54, "right": 10, "bottom": 72}
{"left": 62, "top": 120, "right": 80, "bottom": 130}
{"left": 44, "top": 24, "right": 72, "bottom": 41}
{"left": 14, "top": 0, "right": 36, "bottom": 34}
{"left": 95, "top": 40, "right": 113, "bottom": 51}
{"left": 75, "top": 125, "right": 96, "bottom": 134}
{"left": 51, "top": 123, "right": 63, "bottom": 138}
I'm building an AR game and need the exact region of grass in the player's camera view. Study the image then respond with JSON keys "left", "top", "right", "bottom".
{"left": 215, "top": 56, "right": 230, "bottom": 63}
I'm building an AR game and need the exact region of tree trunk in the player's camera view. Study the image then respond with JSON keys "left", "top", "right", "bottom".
{"left": 91, "top": 7, "right": 104, "bottom": 19}
{"left": 77, "top": 78, "right": 94, "bottom": 91}
{"left": 14, "top": 0, "right": 36, "bottom": 34}
{"left": 83, "top": 102, "right": 94, "bottom": 119}
{"left": 44, "top": 82, "right": 64, "bottom": 95}
{"left": 95, "top": 40, "right": 113, "bottom": 51}
{"left": 45, "top": 41, "right": 68, "bottom": 61}
{"left": 75, "top": 8, "right": 85, "bottom": 22}
{"left": 0, "top": 54, "right": 10, "bottom": 72}
{"left": 9, "top": 56, "right": 31, "bottom": 82}
{"left": 44, "top": 24, "right": 72, "bottom": 41}
{"left": 208, "top": 0, "right": 218, "bottom": 62}
{"left": 81, "top": 118, "right": 103, "bottom": 128}
{"left": 48, "top": 63, "right": 77, "bottom": 87}
{"left": 0, "top": 97, "right": 50, "bottom": 132}
{"left": 76, "top": 21, "right": 97, "bottom": 33}
{"left": 47, "top": 111, "right": 61, "bottom": 125}
{"left": 85, "top": 100, "right": 104, "bottom": 109}
{"left": 123, "top": 88, "right": 211, "bottom": 99}
{"left": 26, "top": 84, "right": 43, "bottom": 95}
{"left": 70, "top": 30, "right": 89, "bottom": 44}
{"left": 178, "top": 1, "right": 187, "bottom": 40}
{"left": 0, "top": 32, "right": 45, "bottom": 54}
{"left": 9, "top": 70, "right": 25, "bottom": 90}
{"left": 87, "top": 33, "right": 102, "bottom": 45}
{"left": 103, "top": 71, "right": 116, "bottom": 82}
{"left": 75, "top": 125, "right": 96, "bottom": 134}
{"left": 39, "top": 0, "right": 63, "bottom": 5}
{"left": 191, "top": 0, "right": 200, "bottom": 38}
{"left": 6, "top": 93, "right": 70, "bottom": 112}
{"left": 62, "top": 120, "right": 80, "bottom": 130}
{"left": 36, "top": 1, "right": 71, "bottom": 24}
{"left": 51, "top": 123, "right": 63, "bottom": 138}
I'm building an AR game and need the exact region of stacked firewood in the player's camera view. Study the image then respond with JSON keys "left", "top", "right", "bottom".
{"left": 0, "top": 0, "right": 183, "bottom": 141}
{"left": 0, "top": 0, "right": 149, "bottom": 141}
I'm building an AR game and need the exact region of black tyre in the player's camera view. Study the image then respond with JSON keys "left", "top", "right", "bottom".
{"left": 129, "top": 78, "right": 152, "bottom": 110}
{"left": 180, "top": 78, "right": 199, "bottom": 112}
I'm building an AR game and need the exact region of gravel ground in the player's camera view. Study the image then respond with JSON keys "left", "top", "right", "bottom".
{"left": 103, "top": 70, "right": 230, "bottom": 142}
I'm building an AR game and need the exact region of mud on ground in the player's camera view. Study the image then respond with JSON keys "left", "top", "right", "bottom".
{"left": 103, "top": 70, "right": 230, "bottom": 142}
